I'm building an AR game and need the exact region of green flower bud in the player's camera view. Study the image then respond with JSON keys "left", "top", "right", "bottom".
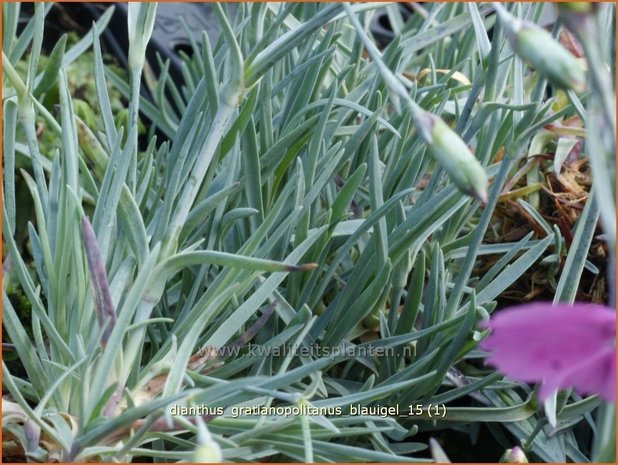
{"left": 127, "top": 4, "right": 158, "bottom": 72}
{"left": 362, "top": 311, "right": 380, "bottom": 330}
{"left": 500, "top": 446, "right": 529, "bottom": 463}
{"left": 192, "top": 418, "right": 222, "bottom": 463}
{"left": 557, "top": 2, "right": 594, "bottom": 14}
{"left": 422, "top": 112, "right": 488, "bottom": 203}
{"left": 193, "top": 443, "right": 223, "bottom": 463}
{"left": 509, "top": 22, "right": 586, "bottom": 92}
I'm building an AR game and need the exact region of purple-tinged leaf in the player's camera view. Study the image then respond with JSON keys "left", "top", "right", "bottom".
{"left": 82, "top": 216, "right": 117, "bottom": 346}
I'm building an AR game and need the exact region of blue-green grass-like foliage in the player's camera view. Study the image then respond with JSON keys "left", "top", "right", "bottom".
{"left": 2, "top": 2, "right": 614, "bottom": 462}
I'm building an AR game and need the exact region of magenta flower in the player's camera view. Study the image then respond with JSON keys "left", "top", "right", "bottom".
{"left": 481, "top": 303, "right": 615, "bottom": 402}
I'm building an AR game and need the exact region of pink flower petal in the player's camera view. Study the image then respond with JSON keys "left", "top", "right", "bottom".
{"left": 538, "top": 345, "right": 616, "bottom": 402}
{"left": 480, "top": 303, "right": 615, "bottom": 401}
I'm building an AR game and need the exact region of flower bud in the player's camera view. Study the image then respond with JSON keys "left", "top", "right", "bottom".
{"left": 507, "top": 21, "right": 586, "bottom": 92}
{"left": 193, "top": 443, "right": 223, "bottom": 463}
{"left": 192, "top": 417, "right": 222, "bottom": 463}
{"left": 557, "top": 3, "right": 594, "bottom": 14}
{"left": 500, "top": 447, "right": 529, "bottom": 463}
{"left": 421, "top": 112, "right": 488, "bottom": 203}
{"left": 127, "top": 4, "right": 157, "bottom": 72}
